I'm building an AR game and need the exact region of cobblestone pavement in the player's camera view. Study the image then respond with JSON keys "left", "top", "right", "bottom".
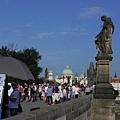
{"left": 21, "top": 99, "right": 48, "bottom": 113}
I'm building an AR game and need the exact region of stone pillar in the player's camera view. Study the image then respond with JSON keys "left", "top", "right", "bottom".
{"left": 94, "top": 53, "right": 115, "bottom": 99}
{"left": 91, "top": 53, "right": 117, "bottom": 120}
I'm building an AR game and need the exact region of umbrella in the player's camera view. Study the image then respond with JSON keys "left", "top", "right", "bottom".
{"left": 0, "top": 56, "right": 35, "bottom": 80}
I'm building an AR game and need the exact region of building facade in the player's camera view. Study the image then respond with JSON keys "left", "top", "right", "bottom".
{"left": 110, "top": 72, "right": 120, "bottom": 96}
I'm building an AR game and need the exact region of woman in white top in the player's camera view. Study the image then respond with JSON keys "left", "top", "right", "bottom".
{"left": 37, "top": 84, "right": 42, "bottom": 100}
{"left": 62, "top": 86, "right": 67, "bottom": 101}
{"left": 74, "top": 85, "right": 79, "bottom": 99}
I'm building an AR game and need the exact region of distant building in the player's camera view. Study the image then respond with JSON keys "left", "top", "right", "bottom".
{"left": 79, "top": 73, "right": 87, "bottom": 85}
{"left": 62, "top": 66, "right": 73, "bottom": 85}
{"left": 87, "top": 62, "right": 96, "bottom": 85}
{"left": 48, "top": 69, "right": 53, "bottom": 81}
{"left": 55, "top": 66, "right": 88, "bottom": 86}
{"left": 55, "top": 72, "right": 59, "bottom": 79}
{"left": 74, "top": 72, "right": 79, "bottom": 85}
{"left": 110, "top": 72, "right": 120, "bottom": 96}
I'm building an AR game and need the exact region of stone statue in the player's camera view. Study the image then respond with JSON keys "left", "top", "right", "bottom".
{"left": 95, "top": 15, "right": 114, "bottom": 54}
{"left": 45, "top": 68, "right": 48, "bottom": 79}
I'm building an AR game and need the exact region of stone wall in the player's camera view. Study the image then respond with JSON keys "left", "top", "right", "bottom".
{"left": 115, "top": 112, "right": 120, "bottom": 120}
{"left": 4, "top": 95, "right": 92, "bottom": 120}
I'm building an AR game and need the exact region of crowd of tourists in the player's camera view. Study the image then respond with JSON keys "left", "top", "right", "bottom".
{"left": 17, "top": 82, "right": 94, "bottom": 104}
{"left": 6, "top": 81, "right": 95, "bottom": 118}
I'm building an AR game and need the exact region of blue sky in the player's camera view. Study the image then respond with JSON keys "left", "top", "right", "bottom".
{"left": 0, "top": 0, "right": 120, "bottom": 78}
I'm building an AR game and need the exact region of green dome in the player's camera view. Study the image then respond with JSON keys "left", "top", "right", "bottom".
{"left": 79, "top": 74, "right": 84, "bottom": 78}
{"left": 49, "top": 70, "right": 52, "bottom": 73}
{"left": 62, "top": 66, "right": 73, "bottom": 75}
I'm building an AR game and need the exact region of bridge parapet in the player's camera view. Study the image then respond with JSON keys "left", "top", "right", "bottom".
{"left": 4, "top": 95, "right": 92, "bottom": 120}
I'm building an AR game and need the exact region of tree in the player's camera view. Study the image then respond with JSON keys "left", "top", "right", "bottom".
{"left": 0, "top": 45, "right": 42, "bottom": 79}
{"left": 0, "top": 46, "right": 10, "bottom": 56}
{"left": 16, "top": 47, "right": 42, "bottom": 79}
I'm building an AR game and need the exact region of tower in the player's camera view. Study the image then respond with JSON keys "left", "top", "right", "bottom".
{"left": 87, "top": 62, "right": 96, "bottom": 85}
{"left": 48, "top": 69, "right": 53, "bottom": 81}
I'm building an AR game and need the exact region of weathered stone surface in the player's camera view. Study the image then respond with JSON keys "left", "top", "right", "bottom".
{"left": 115, "top": 112, "right": 120, "bottom": 120}
{"left": 91, "top": 99, "right": 115, "bottom": 120}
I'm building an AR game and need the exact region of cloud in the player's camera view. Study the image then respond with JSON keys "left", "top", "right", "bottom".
{"left": 60, "top": 29, "right": 90, "bottom": 36}
{"left": 60, "top": 31, "right": 73, "bottom": 35}
{"left": 80, "top": 32, "right": 90, "bottom": 36}
{"left": 17, "top": 23, "right": 34, "bottom": 28}
{"left": 34, "top": 32, "right": 55, "bottom": 39}
{"left": 79, "top": 7, "right": 109, "bottom": 19}
{"left": 0, "top": 27, "right": 22, "bottom": 37}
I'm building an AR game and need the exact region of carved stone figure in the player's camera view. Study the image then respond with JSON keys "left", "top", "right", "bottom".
{"left": 45, "top": 68, "right": 48, "bottom": 79}
{"left": 95, "top": 15, "right": 114, "bottom": 54}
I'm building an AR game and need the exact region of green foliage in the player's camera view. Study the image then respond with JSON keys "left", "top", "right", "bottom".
{"left": 0, "top": 45, "right": 43, "bottom": 80}
{"left": 51, "top": 80, "right": 58, "bottom": 86}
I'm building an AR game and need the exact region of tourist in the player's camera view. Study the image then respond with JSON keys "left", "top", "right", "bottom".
{"left": 44, "top": 84, "right": 48, "bottom": 103}
{"left": 37, "top": 84, "right": 42, "bottom": 100}
{"left": 72, "top": 84, "right": 75, "bottom": 99}
{"left": 58, "top": 84, "right": 63, "bottom": 102}
{"left": 8, "top": 81, "right": 20, "bottom": 116}
{"left": 46, "top": 85, "right": 53, "bottom": 106}
{"left": 53, "top": 85, "right": 60, "bottom": 104}
{"left": 28, "top": 84, "right": 31, "bottom": 101}
{"left": 85, "top": 85, "right": 90, "bottom": 95}
{"left": 74, "top": 85, "right": 79, "bottom": 99}
{"left": 24, "top": 83, "right": 29, "bottom": 102}
{"left": 32, "top": 83, "right": 37, "bottom": 101}
{"left": 41, "top": 84, "right": 45, "bottom": 102}
{"left": 62, "top": 86, "right": 67, "bottom": 101}
{"left": 30, "top": 84, "right": 36, "bottom": 102}
{"left": 8, "top": 83, "right": 13, "bottom": 96}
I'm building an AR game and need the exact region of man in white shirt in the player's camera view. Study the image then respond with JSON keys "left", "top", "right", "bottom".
{"left": 8, "top": 83, "right": 13, "bottom": 96}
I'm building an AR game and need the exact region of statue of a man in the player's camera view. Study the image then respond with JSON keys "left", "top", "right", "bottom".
{"left": 45, "top": 68, "right": 48, "bottom": 79}
{"left": 95, "top": 15, "right": 114, "bottom": 54}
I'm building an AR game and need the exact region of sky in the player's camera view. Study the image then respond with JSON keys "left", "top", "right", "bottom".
{"left": 0, "top": 0, "right": 120, "bottom": 78}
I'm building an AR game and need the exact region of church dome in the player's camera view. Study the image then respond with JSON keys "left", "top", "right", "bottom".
{"left": 62, "top": 66, "right": 73, "bottom": 75}
{"left": 49, "top": 70, "right": 52, "bottom": 73}
{"left": 79, "top": 74, "right": 85, "bottom": 79}
{"left": 79, "top": 74, "right": 84, "bottom": 79}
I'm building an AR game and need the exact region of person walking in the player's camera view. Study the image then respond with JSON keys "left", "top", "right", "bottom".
{"left": 85, "top": 85, "right": 91, "bottom": 95}
{"left": 53, "top": 85, "right": 60, "bottom": 104}
{"left": 74, "top": 85, "right": 79, "bottom": 99}
{"left": 37, "top": 84, "right": 42, "bottom": 100}
{"left": 24, "top": 83, "right": 29, "bottom": 102}
{"left": 46, "top": 85, "right": 53, "bottom": 106}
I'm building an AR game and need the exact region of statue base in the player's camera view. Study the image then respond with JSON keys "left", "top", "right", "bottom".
{"left": 94, "top": 83, "right": 116, "bottom": 99}
{"left": 94, "top": 53, "right": 117, "bottom": 99}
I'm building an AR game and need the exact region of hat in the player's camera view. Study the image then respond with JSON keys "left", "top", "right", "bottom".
{"left": 8, "top": 82, "right": 11, "bottom": 86}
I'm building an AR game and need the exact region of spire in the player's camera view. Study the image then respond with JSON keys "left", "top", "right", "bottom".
{"left": 75, "top": 72, "right": 78, "bottom": 77}
{"left": 89, "top": 62, "right": 94, "bottom": 72}
{"left": 114, "top": 71, "right": 117, "bottom": 78}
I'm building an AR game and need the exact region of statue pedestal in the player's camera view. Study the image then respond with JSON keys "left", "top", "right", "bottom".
{"left": 92, "top": 53, "right": 116, "bottom": 120}
{"left": 94, "top": 53, "right": 116, "bottom": 99}
{"left": 94, "top": 83, "right": 116, "bottom": 99}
